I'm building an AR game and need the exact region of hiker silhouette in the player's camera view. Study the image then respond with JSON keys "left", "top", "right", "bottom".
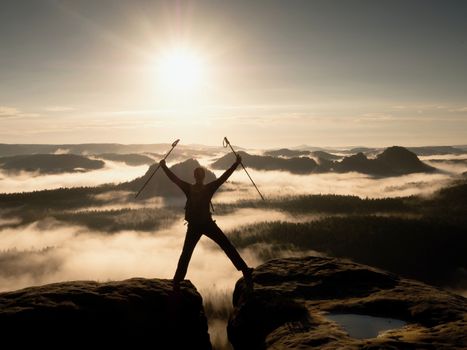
{"left": 160, "top": 154, "right": 253, "bottom": 291}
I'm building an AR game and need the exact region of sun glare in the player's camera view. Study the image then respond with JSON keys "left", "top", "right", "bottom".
{"left": 156, "top": 47, "right": 205, "bottom": 92}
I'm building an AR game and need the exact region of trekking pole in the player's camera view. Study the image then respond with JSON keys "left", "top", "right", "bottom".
{"left": 135, "top": 139, "right": 180, "bottom": 199}
{"left": 223, "top": 137, "right": 265, "bottom": 200}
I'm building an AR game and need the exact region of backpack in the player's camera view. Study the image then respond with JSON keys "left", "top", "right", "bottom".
{"left": 185, "top": 185, "right": 213, "bottom": 224}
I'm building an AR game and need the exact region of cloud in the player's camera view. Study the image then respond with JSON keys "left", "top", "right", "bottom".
{"left": 356, "top": 113, "right": 394, "bottom": 122}
{"left": 390, "top": 103, "right": 467, "bottom": 115}
{"left": 449, "top": 107, "right": 467, "bottom": 113}
{"left": 0, "top": 106, "right": 20, "bottom": 116}
{"left": 391, "top": 104, "right": 446, "bottom": 111}
{"left": 422, "top": 159, "right": 467, "bottom": 174}
{"left": 44, "top": 106, "right": 75, "bottom": 112}
{"left": 0, "top": 106, "right": 40, "bottom": 119}
{"left": 53, "top": 148, "right": 71, "bottom": 155}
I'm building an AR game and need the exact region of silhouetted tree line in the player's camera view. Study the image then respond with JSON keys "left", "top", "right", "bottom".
{"left": 0, "top": 185, "right": 113, "bottom": 209}
{"left": 228, "top": 215, "right": 467, "bottom": 289}
{"left": 53, "top": 208, "right": 178, "bottom": 233}
{"left": 217, "top": 194, "right": 413, "bottom": 215}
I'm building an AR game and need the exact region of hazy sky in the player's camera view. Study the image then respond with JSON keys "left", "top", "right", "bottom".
{"left": 1, "top": 0, "right": 466, "bottom": 147}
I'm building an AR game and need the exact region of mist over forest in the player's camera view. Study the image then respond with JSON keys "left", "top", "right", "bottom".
{"left": 1, "top": 143, "right": 466, "bottom": 288}
{"left": 1, "top": 143, "right": 466, "bottom": 348}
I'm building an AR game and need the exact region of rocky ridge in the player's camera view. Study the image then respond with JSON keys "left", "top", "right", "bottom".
{"left": 0, "top": 278, "right": 211, "bottom": 348}
{"left": 228, "top": 256, "right": 467, "bottom": 349}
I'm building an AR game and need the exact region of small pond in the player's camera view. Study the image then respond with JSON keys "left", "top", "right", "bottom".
{"left": 326, "top": 313, "right": 407, "bottom": 339}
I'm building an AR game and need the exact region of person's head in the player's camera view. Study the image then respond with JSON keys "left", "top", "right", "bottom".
{"left": 193, "top": 167, "right": 206, "bottom": 184}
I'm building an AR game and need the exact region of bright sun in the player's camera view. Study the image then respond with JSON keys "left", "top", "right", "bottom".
{"left": 156, "top": 47, "right": 205, "bottom": 92}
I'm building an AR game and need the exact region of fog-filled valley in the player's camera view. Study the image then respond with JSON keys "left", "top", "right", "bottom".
{"left": 1, "top": 143, "right": 466, "bottom": 349}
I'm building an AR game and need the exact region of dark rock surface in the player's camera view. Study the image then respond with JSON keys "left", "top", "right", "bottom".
{"left": 0, "top": 278, "right": 211, "bottom": 348}
{"left": 228, "top": 256, "right": 467, "bottom": 349}
{"left": 336, "top": 152, "right": 375, "bottom": 174}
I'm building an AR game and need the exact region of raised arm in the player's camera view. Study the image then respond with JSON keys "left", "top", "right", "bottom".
{"left": 211, "top": 154, "right": 241, "bottom": 192}
{"left": 160, "top": 160, "right": 190, "bottom": 195}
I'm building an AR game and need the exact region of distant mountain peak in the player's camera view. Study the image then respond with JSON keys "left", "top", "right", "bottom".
{"left": 351, "top": 152, "right": 368, "bottom": 160}
{"left": 337, "top": 146, "right": 435, "bottom": 176}
{"left": 378, "top": 146, "right": 419, "bottom": 159}
{"left": 376, "top": 146, "right": 432, "bottom": 172}
{"left": 212, "top": 151, "right": 318, "bottom": 174}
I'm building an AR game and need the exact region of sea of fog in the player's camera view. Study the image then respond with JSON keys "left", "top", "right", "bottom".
{"left": 1, "top": 155, "right": 466, "bottom": 349}
{"left": 0, "top": 207, "right": 323, "bottom": 350}
{"left": 0, "top": 160, "right": 148, "bottom": 194}
{"left": 1, "top": 155, "right": 466, "bottom": 292}
{"left": 1, "top": 155, "right": 466, "bottom": 199}
{"left": 0, "top": 207, "right": 323, "bottom": 293}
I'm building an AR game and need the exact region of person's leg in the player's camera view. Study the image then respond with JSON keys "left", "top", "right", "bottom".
{"left": 204, "top": 221, "right": 249, "bottom": 272}
{"left": 173, "top": 226, "right": 202, "bottom": 290}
